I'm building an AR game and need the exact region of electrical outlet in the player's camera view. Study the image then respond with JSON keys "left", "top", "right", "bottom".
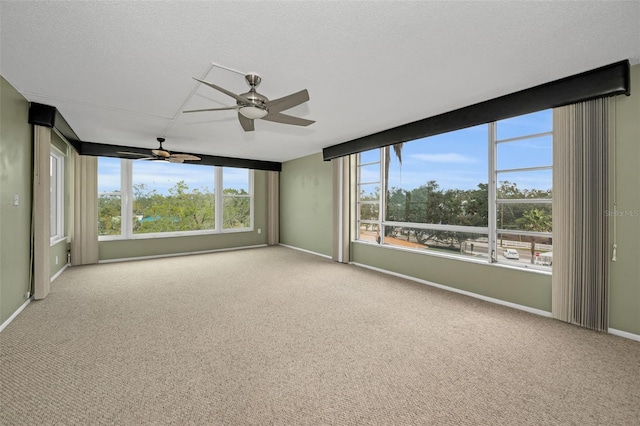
{"left": 55, "top": 255, "right": 59, "bottom": 265}
{"left": 24, "top": 291, "right": 30, "bottom": 299}
{"left": 13, "top": 194, "right": 19, "bottom": 206}
{"left": 257, "top": 228, "right": 261, "bottom": 234}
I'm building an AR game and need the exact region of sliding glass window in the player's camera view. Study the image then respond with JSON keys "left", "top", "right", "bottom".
{"left": 356, "top": 109, "right": 552, "bottom": 271}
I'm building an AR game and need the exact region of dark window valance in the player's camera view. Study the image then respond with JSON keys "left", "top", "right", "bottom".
{"left": 81, "top": 142, "right": 282, "bottom": 171}
{"left": 323, "top": 60, "right": 630, "bottom": 161}
{"left": 28, "top": 102, "right": 82, "bottom": 152}
{"left": 28, "top": 102, "right": 282, "bottom": 172}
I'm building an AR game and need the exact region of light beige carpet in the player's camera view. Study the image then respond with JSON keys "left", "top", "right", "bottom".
{"left": 1, "top": 246, "right": 639, "bottom": 425}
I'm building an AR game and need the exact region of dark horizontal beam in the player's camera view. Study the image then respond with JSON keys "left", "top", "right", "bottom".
{"left": 28, "top": 102, "right": 282, "bottom": 171}
{"left": 323, "top": 60, "right": 631, "bottom": 161}
{"left": 81, "top": 142, "right": 282, "bottom": 172}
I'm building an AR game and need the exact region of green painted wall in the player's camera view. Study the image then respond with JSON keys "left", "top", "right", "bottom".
{"left": 609, "top": 64, "right": 640, "bottom": 335}
{"left": 0, "top": 76, "right": 32, "bottom": 324}
{"left": 98, "top": 170, "right": 269, "bottom": 261}
{"left": 50, "top": 240, "right": 69, "bottom": 277}
{"left": 352, "top": 243, "right": 552, "bottom": 311}
{"left": 280, "top": 153, "right": 333, "bottom": 257}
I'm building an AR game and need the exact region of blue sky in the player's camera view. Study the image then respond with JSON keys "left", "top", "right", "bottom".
{"left": 365, "top": 109, "right": 553, "bottom": 192}
{"left": 98, "top": 158, "right": 250, "bottom": 194}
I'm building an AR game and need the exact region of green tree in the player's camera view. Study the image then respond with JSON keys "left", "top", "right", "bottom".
{"left": 516, "top": 208, "right": 552, "bottom": 263}
{"left": 135, "top": 181, "right": 215, "bottom": 233}
{"left": 223, "top": 188, "right": 250, "bottom": 228}
{"left": 98, "top": 193, "right": 122, "bottom": 235}
{"left": 359, "top": 185, "right": 380, "bottom": 231}
{"left": 498, "top": 181, "right": 552, "bottom": 230}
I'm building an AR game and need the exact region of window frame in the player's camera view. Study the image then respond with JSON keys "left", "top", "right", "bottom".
{"left": 219, "top": 167, "right": 254, "bottom": 232}
{"left": 356, "top": 153, "right": 382, "bottom": 242}
{"left": 355, "top": 111, "right": 552, "bottom": 272}
{"left": 50, "top": 147, "right": 65, "bottom": 245}
{"left": 98, "top": 158, "right": 254, "bottom": 241}
{"left": 490, "top": 122, "right": 553, "bottom": 266}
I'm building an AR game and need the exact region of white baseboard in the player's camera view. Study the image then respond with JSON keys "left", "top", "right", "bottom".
{"left": 608, "top": 328, "right": 640, "bottom": 342}
{"left": 98, "top": 244, "right": 268, "bottom": 264}
{"left": 350, "top": 261, "right": 553, "bottom": 318}
{"left": 51, "top": 263, "right": 69, "bottom": 283}
{"left": 0, "top": 296, "right": 32, "bottom": 333}
{"left": 278, "top": 244, "right": 332, "bottom": 259}
{"left": 1, "top": 264, "right": 68, "bottom": 333}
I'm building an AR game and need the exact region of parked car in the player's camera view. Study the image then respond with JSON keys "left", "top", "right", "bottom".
{"left": 503, "top": 249, "right": 520, "bottom": 260}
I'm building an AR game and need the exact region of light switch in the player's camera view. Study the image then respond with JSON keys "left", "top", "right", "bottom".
{"left": 13, "top": 194, "right": 19, "bottom": 206}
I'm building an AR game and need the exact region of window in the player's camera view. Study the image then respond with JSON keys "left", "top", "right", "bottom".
{"left": 356, "top": 149, "right": 381, "bottom": 243}
{"left": 98, "top": 158, "right": 253, "bottom": 239}
{"left": 132, "top": 160, "right": 216, "bottom": 234}
{"left": 493, "top": 110, "right": 553, "bottom": 268}
{"left": 222, "top": 168, "right": 252, "bottom": 230}
{"left": 50, "top": 149, "right": 65, "bottom": 243}
{"left": 356, "top": 110, "right": 552, "bottom": 271}
{"left": 98, "top": 157, "right": 122, "bottom": 236}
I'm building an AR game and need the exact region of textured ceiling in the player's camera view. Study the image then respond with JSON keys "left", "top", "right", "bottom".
{"left": 1, "top": 1, "right": 639, "bottom": 163}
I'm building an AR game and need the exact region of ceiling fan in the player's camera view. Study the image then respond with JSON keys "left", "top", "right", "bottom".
{"left": 117, "top": 138, "right": 201, "bottom": 163}
{"left": 183, "top": 73, "right": 314, "bottom": 132}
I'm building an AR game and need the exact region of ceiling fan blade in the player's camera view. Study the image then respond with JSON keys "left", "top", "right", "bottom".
{"left": 170, "top": 154, "right": 201, "bottom": 161}
{"left": 183, "top": 106, "right": 238, "bottom": 114}
{"left": 151, "top": 149, "right": 171, "bottom": 158}
{"left": 168, "top": 158, "right": 185, "bottom": 163}
{"left": 193, "top": 77, "right": 249, "bottom": 105}
{"left": 238, "top": 112, "right": 255, "bottom": 131}
{"left": 117, "top": 151, "right": 151, "bottom": 158}
{"left": 262, "top": 112, "right": 315, "bottom": 127}
{"left": 266, "top": 89, "right": 310, "bottom": 114}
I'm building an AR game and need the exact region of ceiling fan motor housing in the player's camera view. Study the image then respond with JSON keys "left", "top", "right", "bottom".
{"left": 152, "top": 137, "right": 171, "bottom": 157}
{"left": 239, "top": 89, "right": 269, "bottom": 119}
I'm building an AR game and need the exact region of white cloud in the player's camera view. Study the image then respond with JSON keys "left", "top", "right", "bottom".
{"left": 411, "top": 153, "right": 476, "bottom": 163}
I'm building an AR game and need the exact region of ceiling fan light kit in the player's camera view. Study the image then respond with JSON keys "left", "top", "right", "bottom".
{"left": 184, "top": 72, "right": 314, "bottom": 132}
{"left": 239, "top": 105, "right": 268, "bottom": 119}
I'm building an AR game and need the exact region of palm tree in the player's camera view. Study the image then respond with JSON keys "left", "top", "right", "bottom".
{"left": 516, "top": 208, "right": 552, "bottom": 263}
{"left": 383, "top": 143, "right": 404, "bottom": 237}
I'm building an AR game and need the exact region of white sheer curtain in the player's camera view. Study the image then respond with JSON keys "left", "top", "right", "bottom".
{"left": 552, "top": 98, "right": 610, "bottom": 331}
{"left": 70, "top": 151, "right": 99, "bottom": 265}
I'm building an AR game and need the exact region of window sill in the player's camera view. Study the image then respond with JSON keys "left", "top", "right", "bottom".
{"left": 50, "top": 236, "right": 67, "bottom": 247}
{"left": 99, "top": 227, "right": 254, "bottom": 241}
